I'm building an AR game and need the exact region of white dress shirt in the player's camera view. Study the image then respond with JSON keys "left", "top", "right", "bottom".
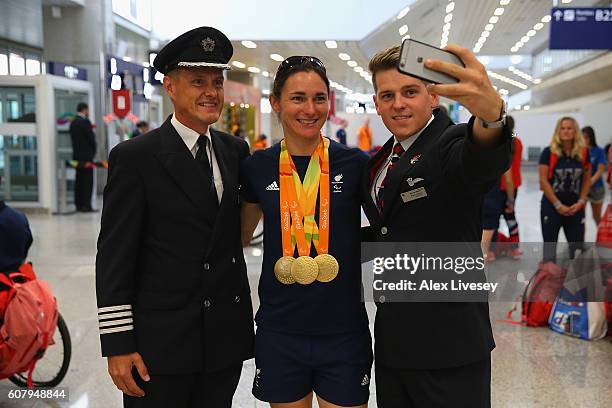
{"left": 371, "top": 114, "right": 434, "bottom": 205}
{"left": 170, "top": 114, "right": 224, "bottom": 203}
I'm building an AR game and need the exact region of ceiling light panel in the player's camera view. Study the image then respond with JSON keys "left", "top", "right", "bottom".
{"left": 510, "top": 13, "right": 551, "bottom": 53}
{"left": 241, "top": 41, "right": 257, "bottom": 49}
{"left": 488, "top": 70, "right": 528, "bottom": 90}
{"left": 397, "top": 6, "right": 410, "bottom": 20}
{"left": 473, "top": 1, "right": 511, "bottom": 53}
{"left": 440, "top": 1, "right": 457, "bottom": 48}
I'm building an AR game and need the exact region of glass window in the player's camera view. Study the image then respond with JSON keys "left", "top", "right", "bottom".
{"left": 0, "top": 54, "right": 7, "bottom": 75}
{"left": 0, "top": 43, "right": 41, "bottom": 77}
{"left": 9, "top": 53, "right": 25, "bottom": 76}
{"left": 25, "top": 59, "right": 40, "bottom": 76}
{"left": 0, "top": 135, "right": 38, "bottom": 202}
{"left": 130, "top": 0, "right": 138, "bottom": 18}
{"left": 0, "top": 87, "right": 36, "bottom": 122}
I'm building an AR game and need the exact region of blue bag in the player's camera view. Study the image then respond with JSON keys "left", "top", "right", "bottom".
{"left": 549, "top": 288, "right": 607, "bottom": 340}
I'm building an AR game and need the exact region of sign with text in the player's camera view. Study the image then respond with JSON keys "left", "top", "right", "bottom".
{"left": 112, "top": 90, "right": 131, "bottom": 119}
{"left": 47, "top": 61, "right": 88, "bottom": 80}
{"left": 549, "top": 7, "right": 612, "bottom": 49}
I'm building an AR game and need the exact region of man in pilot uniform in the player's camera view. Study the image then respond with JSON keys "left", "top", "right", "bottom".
{"left": 95, "top": 26, "right": 253, "bottom": 408}
{"left": 363, "top": 45, "right": 511, "bottom": 407}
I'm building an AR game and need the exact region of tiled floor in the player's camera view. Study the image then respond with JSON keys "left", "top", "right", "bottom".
{"left": 1, "top": 166, "right": 611, "bottom": 407}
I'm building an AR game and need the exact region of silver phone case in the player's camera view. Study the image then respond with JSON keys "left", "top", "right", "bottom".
{"left": 398, "top": 39, "right": 464, "bottom": 85}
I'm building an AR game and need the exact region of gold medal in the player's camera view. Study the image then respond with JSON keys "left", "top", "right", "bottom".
{"left": 274, "top": 256, "right": 296, "bottom": 285}
{"left": 291, "top": 256, "right": 319, "bottom": 285}
{"left": 315, "top": 254, "right": 339, "bottom": 282}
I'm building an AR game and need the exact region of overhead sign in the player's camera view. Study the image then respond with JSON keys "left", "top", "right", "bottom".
{"left": 112, "top": 90, "right": 131, "bottom": 119}
{"left": 47, "top": 61, "right": 88, "bottom": 80}
{"left": 549, "top": 7, "right": 612, "bottom": 49}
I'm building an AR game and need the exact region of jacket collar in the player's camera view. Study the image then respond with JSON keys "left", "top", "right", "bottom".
{"left": 363, "top": 109, "right": 453, "bottom": 223}
{"left": 155, "top": 116, "right": 217, "bottom": 226}
{"left": 170, "top": 113, "right": 211, "bottom": 153}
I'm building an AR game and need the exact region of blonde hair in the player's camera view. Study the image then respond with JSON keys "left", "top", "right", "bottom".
{"left": 550, "top": 116, "right": 584, "bottom": 160}
{"left": 368, "top": 45, "right": 401, "bottom": 93}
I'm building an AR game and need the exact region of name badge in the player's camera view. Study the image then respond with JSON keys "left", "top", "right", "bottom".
{"left": 401, "top": 187, "right": 427, "bottom": 203}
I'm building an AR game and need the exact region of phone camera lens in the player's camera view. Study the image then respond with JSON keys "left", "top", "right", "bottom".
{"left": 417, "top": 57, "right": 423, "bottom": 63}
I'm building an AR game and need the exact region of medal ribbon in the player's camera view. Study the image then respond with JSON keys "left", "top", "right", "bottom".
{"left": 279, "top": 136, "right": 330, "bottom": 257}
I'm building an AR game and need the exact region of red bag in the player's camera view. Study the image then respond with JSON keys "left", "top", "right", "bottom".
{"left": 596, "top": 205, "right": 612, "bottom": 248}
{"left": 503, "top": 262, "right": 567, "bottom": 327}
{"left": 606, "top": 278, "right": 612, "bottom": 338}
{"left": 522, "top": 262, "right": 567, "bottom": 326}
{"left": 0, "top": 263, "right": 58, "bottom": 387}
{"left": 493, "top": 232, "right": 520, "bottom": 256}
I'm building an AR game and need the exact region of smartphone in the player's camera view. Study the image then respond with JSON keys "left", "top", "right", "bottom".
{"left": 398, "top": 39, "right": 464, "bottom": 84}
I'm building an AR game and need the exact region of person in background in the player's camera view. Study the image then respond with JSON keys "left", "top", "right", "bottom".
{"left": 481, "top": 117, "right": 522, "bottom": 262}
{"left": 69, "top": 102, "right": 97, "bottom": 212}
{"left": 481, "top": 179, "right": 506, "bottom": 262}
{"left": 582, "top": 126, "right": 606, "bottom": 226}
{"left": 131, "top": 121, "right": 149, "bottom": 138}
{"left": 253, "top": 134, "right": 268, "bottom": 150}
{"left": 499, "top": 116, "right": 522, "bottom": 258}
{"left": 608, "top": 143, "right": 612, "bottom": 190}
{"left": 0, "top": 175, "right": 33, "bottom": 273}
{"left": 358, "top": 118, "right": 372, "bottom": 152}
{"left": 539, "top": 117, "right": 590, "bottom": 263}
{"left": 335, "top": 120, "right": 348, "bottom": 145}
{"left": 235, "top": 128, "right": 250, "bottom": 148}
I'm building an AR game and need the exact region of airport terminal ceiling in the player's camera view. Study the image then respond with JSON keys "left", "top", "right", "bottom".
{"left": 150, "top": 0, "right": 610, "bottom": 97}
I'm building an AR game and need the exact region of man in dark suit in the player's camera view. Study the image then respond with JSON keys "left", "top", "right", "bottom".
{"left": 95, "top": 27, "right": 254, "bottom": 408}
{"left": 363, "top": 45, "right": 511, "bottom": 407}
{"left": 69, "top": 102, "right": 97, "bottom": 212}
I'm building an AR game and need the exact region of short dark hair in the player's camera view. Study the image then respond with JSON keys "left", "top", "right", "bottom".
{"left": 581, "top": 126, "right": 597, "bottom": 147}
{"left": 136, "top": 121, "right": 149, "bottom": 129}
{"left": 272, "top": 58, "right": 329, "bottom": 99}
{"left": 76, "top": 102, "right": 88, "bottom": 113}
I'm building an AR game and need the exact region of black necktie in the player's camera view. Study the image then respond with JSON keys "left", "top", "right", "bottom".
{"left": 376, "top": 142, "right": 405, "bottom": 212}
{"left": 196, "top": 135, "right": 212, "bottom": 174}
{"left": 196, "top": 135, "right": 219, "bottom": 207}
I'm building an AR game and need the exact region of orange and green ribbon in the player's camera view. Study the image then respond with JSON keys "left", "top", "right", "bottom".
{"left": 279, "top": 136, "right": 330, "bottom": 257}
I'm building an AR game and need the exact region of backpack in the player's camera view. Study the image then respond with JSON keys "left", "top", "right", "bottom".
{"left": 606, "top": 278, "right": 612, "bottom": 338}
{"left": 503, "top": 262, "right": 567, "bottom": 327}
{"left": 547, "top": 147, "right": 590, "bottom": 180}
{"left": 596, "top": 204, "right": 612, "bottom": 248}
{"left": 0, "top": 263, "right": 58, "bottom": 388}
{"left": 595, "top": 205, "right": 612, "bottom": 337}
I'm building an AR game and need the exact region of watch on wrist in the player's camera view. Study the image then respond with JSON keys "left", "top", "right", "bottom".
{"left": 478, "top": 100, "right": 507, "bottom": 129}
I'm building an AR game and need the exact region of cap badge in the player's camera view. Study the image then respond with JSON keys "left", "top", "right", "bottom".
{"left": 201, "top": 37, "right": 216, "bottom": 52}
